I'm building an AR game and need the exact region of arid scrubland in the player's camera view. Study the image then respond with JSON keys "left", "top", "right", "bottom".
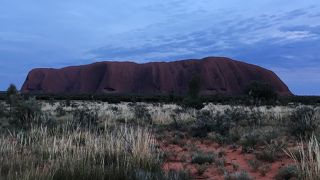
{"left": 0, "top": 99, "right": 320, "bottom": 179}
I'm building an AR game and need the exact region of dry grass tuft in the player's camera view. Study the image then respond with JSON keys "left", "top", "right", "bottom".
{"left": 286, "top": 135, "right": 320, "bottom": 180}
{"left": 0, "top": 125, "right": 164, "bottom": 180}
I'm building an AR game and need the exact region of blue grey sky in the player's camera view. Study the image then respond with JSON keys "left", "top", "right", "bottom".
{"left": 0, "top": 0, "right": 319, "bottom": 95}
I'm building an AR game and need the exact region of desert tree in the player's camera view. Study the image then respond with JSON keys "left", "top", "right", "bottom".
{"left": 245, "top": 81, "right": 277, "bottom": 103}
{"left": 6, "top": 84, "right": 19, "bottom": 112}
{"left": 183, "top": 73, "right": 204, "bottom": 110}
{"left": 188, "top": 73, "right": 201, "bottom": 99}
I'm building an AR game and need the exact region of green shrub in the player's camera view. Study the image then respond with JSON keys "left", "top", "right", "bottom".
{"left": 260, "top": 129, "right": 279, "bottom": 144}
{"left": 170, "top": 135, "right": 183, "bottom": 146}
{"left": 275, "top": 165, "right": 299, "bottom": 180}
{"left": 207, "top": 132, "right": 230, "bottom": 144}
{"left": 213, "top": 111, "right": 236, "bottom": 136}
{"left": 248, "top": 159, "right": 261, "bottom": 172}
{"left": 182, "top": 73, "right": 204, "bottom": 110}
{"left": 169, "top": 108, "right": 185, "bottom": 130}
{"left": 240, "top": 130, "right": 261, "bottom": 152}
{"left": 72, "top": 107, "right": 99, "bottom": 128}
{"left": 196, "top": 164, "right": 208, "bottom": 175}
{"left": 245, "top": 81, "right": 277, "bottom": 103}
{"left": 6, "top": 84, "right": 19, "bottom": 106}
{"left": 182, "top": 97, "right": 204, "bottom": 110}
{"left": 192, "top": 108, "right": 246, "bottom": 138}
{"left": 134, "top": 104, "right": 152, "bottom": 125}
{"left": 256, "top": 139, "right": 287, "bottom": 162}
{"left": 289, "top": 106, "right": 319, "bottom": 138}
{"left": 188, "top": 74, "right": 201, "bottom": 99}
{"left": 244, "top": 108, "right": 264, "bottom": 127}
{"left": 215, "top": 157, "right": 226, "bottom": 167}
{"left": 2, "top": 84, "right": 44, "bottom": 129}
{"left": 224, "top": 108, "right": 248, "bottom": 125}
{"left": 259, "top": 164, "right": 271, "bottom": 176}
{"left": 166, "top": 170, "right": 192, "bottom": 180}
{"left": 191, "top": 110, "right": 214, "bottom": 137}
{"left": 0, "top": 103, "right": 7, "bottom": 118}
{"left": 10, "top": 97, "right": 42, "bottom": 129}
{"left": 232, "top": 163, "right": 240, "bottom": 171}
{"left": 56, "top": 104, "right": 66, "bottom": 117}
{"left": 191, "top": 151, "right": 215, "bottom": 165}
{"left": 224, "top": 171, "right": 253, "bottom": 180}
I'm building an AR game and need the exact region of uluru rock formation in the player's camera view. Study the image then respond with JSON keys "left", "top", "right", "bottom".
{"left": 21, "top": 57, "right": 292, "bottom": 95}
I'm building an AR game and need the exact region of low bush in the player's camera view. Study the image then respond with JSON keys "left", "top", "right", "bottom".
{"left": 0, "top": 103, "right": 6, "bottom": 117}
{"left": 191, "top": 151, "right": 215, "bottom": 165}
{"left": 256, "top": 139, "right": 287, "bottom": 162}
{"left": 260, "top": 129, "right": 279, "bottom": 144}
{"left": 258, "top": 164, "right": 271, "bottom": 177}
{"left": 248, "top": 159, "right": 262, "bottom": 172}
{"left": 1, "top": 85, "right": 44, "bottom": 129}
{"left": 240, "top": 130, "right": 261, "bottom": 153}
{"left": 213, "top": 111, "right": 236, "bottom": 136}
{"left": 196, "top": 164, "right": 208, "bottom": 175}
{"left": 244, "top": 108, "right": 264, "bottom": 127}
{"left": 56, "top": 104, "right": 66, "bottom": 117}
{"left": 0, "top": 103, "right": 8, "bottom": 127}
{"left": 275, "top": 165, "right": 299, "bottom": 180}
{"left": 232, "top": 163, "right": 240, "bottom": 171}
{"left": 182, "top": 73, "right": 204, "bottom": 110}
{"left": 191, "top": 110, "right": 214, "bottom": 137}
{"left": 288, "top": 106, "right": 320, "bottom": 138}
{"left": 9, "top": 97, "right": 42, "bottom": 129}
{"left": 215, "top": 157, "right": 226, "bottom": 168}
{"left": 192, "top": 108, "right": 246, "bottom": 138}
{"left": 182, "top": 97, "right": 204, "bottom": 110}
{"left": 133, "top": 104, "right": 152, "bottom": 125}
{"left": 169, "top": 108, "right": 185, "bottom": 129}
{"left": 72, "top": 107, "right": 99, "bottom": 128}
{"left": 224, "top": 171, "right": 253, "bottom": 180}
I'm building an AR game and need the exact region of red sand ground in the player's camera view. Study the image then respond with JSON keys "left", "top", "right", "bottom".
{"left": 159, "top": 132, "right": 293, "bottom": 180}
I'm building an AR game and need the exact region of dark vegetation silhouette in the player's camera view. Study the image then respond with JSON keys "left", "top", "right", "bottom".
{"left": 245, "top": 81, "right": 278, "bottom": 103}
{"left": 182, "top": 74, "right": 204, "bottom": 110}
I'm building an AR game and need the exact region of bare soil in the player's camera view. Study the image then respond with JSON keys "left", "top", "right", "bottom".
{"left": 159, "top": 131, "right": 293, "bottom": 180}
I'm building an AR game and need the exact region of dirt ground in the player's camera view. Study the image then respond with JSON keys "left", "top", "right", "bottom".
{"left": 160, "top": 131, "right": 293, "bottom": 180}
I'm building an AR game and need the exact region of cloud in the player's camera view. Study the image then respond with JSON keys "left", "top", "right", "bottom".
{"left": 273, "top": 30, "right": 317, "bottom": 41}
{"left": 87, "top": 6, "right": 320, "bottom": 95}
{"left": 89, "top": 7, "right": 320, "bottom": 62}
{"left": 0, "top": 0, "right": 319, "bottom": 94}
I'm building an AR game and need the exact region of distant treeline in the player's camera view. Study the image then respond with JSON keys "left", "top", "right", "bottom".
{"left": 0, "top": 92, "right": 319, "bottom": 105}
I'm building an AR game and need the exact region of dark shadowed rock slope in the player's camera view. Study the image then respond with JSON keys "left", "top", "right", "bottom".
{"left": 21, "top": 57, "right": 292, "bottom": 95}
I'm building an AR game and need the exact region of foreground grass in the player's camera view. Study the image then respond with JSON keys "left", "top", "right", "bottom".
{"left": 286, "top": 135, "right": 320, "bottom": 180}
{"left": 0, "top": 98, "right": 319, "bottom": 179}
{"left": 0, "top": 124, "right": 189, "bottom": 180}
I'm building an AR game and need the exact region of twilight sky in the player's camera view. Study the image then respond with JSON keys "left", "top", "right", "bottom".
{"left": 0, "top": 0, "right": 319, "bottom": 95}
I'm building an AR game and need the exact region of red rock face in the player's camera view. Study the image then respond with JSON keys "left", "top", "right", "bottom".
{"left": 21, "top": 57, "right": 292, "bottom": 95}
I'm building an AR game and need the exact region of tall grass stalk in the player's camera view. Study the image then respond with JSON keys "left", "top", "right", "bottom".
{"left": 286, "top": 135, "right": 320, "bottom": 180}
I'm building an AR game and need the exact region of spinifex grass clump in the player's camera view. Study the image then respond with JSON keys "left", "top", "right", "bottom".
{"left": 191, "top": 151, "right": 215, "bottom": 165}
{"left": 0, "top": 125, "right": 181, "bottom": 180}
{"left": 287, "top": 135, "right": 320, "bottom": 180}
